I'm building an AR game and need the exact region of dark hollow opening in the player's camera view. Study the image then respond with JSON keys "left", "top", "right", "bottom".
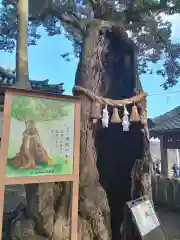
{"left": 96, "top": 30, "right": 145, "bottom": 240}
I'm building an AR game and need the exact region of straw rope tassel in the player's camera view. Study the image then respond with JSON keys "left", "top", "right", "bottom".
{"left": 91, "top": 100, "right": 101, "bottom": 124}
{"left": 130, "top": 103, "right": 140, "bottom": 122}
{"left": 111, "top": 107, "right": 121, "bottom": 123}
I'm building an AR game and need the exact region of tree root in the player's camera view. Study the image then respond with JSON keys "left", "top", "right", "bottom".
{"left": 8, "top": 183, "right": 111, "bottom": 240}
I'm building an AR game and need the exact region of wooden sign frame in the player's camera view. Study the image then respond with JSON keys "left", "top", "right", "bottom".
{"left": 0, "top": 87, "right": 81, "bottom": 240}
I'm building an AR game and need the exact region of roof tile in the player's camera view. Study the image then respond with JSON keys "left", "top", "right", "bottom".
{"left": 149, "top": 106, "right": 180, "bottom": 134}
{"left": 0, "top": 66, "right": 64, "bottom": 95}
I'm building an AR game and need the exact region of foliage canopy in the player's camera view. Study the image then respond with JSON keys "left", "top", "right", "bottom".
{"left": 0, "top": 0, "right": 180, "bottom": 89}
{"left": 11, "top": 95, "right": 72, "bottom": 121}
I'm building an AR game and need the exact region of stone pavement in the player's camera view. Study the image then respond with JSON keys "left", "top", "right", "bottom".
{"left": 157, "top": 206, "right": 180, "bottom": 240}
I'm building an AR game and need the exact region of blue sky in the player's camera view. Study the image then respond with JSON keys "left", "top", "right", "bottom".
{"left": 0, "top": 12, "right": 180, "bottom": 118}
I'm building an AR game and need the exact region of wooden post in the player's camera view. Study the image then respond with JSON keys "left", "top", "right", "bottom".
{"left": 70, "top": 102, "right": 80, "bottom": 240}
{"left": 160, "top": 136, "right": 168, "bottom": 177}
{"left": 0, "top": 92, "right": 12, "bottom": 240}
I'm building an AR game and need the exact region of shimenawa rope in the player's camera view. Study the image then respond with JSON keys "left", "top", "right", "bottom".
{"left": 73, "top": 85, "right": 147, "bottom": 106}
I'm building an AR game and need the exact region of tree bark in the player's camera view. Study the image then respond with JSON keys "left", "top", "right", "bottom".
{"left": 15, "top": 0, "right": 31, "bottom": 89}
{"left": 9, "top": 20, "right": 152, "bottom": 240}
{"left": 52, "top": 20, "right": 112, "bottom": 240}
{"left": 73, "top": 21, "right": 113, "bottom": 239}
{"left": 131, "top": 98, "right": 152, "bottom": 201}
{"left": 10, "top": 20, "right": 112, "bottom": 240}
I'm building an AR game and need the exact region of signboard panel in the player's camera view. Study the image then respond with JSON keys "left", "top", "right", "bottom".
{"left": 7, "top": 94, "right": 75, "bottom": 177}
{"left": 131, "top": 199, "right": 160, "bottom": 237}
{"left": 123, "top": 196, "right": 167, "bottom": 240}
{"left": 0, "top": 87, "right": 81, "bottom": 240}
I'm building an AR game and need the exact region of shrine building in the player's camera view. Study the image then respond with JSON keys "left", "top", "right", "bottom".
{"left": 149, "top": 107, "right": 180, "bottom": 178}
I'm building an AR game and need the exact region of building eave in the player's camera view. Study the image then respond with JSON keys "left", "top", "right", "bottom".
{"left": 0, "top": 66, "right": 65, "bottom": 95}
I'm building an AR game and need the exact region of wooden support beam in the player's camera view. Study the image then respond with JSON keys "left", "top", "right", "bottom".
{"left": 160, "top": 136, "right": 168, "bottom": 177}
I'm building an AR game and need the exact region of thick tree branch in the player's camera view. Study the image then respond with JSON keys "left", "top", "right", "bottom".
{"left": 57, "top": 12, "right": 86, "bottom": 35}
{"left": 88, "top": 0, "right": 115, "bottom": 19}
{"left": 4, "top": 0, "right": 86, "bottom": 34}
{"left": 29, "top": 10, "right": 86, "bottom": 35}
{"left": 88, "top": 0, "right": 101, "bottom": 18}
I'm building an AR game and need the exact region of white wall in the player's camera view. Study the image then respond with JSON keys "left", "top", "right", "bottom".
{"left": 150, "top": 137, "right": 160, "bottom": 142}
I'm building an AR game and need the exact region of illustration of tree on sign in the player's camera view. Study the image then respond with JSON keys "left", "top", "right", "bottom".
{"left": 9, "top": 95, "right": 72, "bottom": 169}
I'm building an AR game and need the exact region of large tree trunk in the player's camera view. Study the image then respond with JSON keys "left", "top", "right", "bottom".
{"left": 9, "top": 20, "right": 152, "bottom": 240}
